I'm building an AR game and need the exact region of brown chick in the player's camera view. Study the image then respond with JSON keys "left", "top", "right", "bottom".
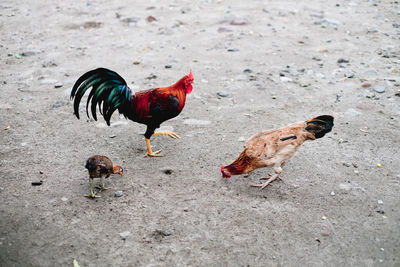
{"left": 221, "top": 115, "right": 334, "bottom": 190}
{"left": 85, "top": 155, "right": 124, "bottom": 198}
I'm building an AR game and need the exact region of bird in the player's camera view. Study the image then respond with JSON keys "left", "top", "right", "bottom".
{"left": 70, "top": 68, "right": 194, "bottom": 157}
{"left": 221, "top": 115, "right": 334, "bottom": 190}
{"left": 85, "top": 155, "right": 124, "bottom": 198}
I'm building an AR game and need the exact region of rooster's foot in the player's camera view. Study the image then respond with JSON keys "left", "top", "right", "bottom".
{"left": 144, "top": 150, "right": 162, "bottom": 157}
{"left": 152, "top": 131, "right": 180, "bottom": 139}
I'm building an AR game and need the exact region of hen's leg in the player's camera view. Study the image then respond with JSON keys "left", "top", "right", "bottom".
{"left": 144, "top": 138, "right": 162, "bottom": 157}
{"left": 251, "top": 173, "right": 280, "bottom": 190}
{"left": 251, "top": 167, "right": 282, "bottom": 190}
{"left": 85, "top": 178, "right": 100, "bottom": 198}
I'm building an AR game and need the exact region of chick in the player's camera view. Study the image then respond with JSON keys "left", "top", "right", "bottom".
{"left": 85, "top": 155, "right": 124, "bottom": 198}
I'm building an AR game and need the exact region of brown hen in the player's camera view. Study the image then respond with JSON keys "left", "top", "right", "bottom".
{"left": 221, "top": 115, "right": 334, "bottom": 190}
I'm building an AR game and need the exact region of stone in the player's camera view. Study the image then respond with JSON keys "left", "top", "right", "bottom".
{"left": 373, "top": 85, "right": 385, "bottom": 93}
{"left": 337, "top": 58, "right": 350, "bottom": 63}
{"left": 160, "top": 168, "right": 173, "bottom": 175}
{"left": 54, "top": 82, "right": 63, "bottom": 88}
{"left": 217, "top": 91, "right": 230, "bottom": 97}
{"left": 230, "top": 18, "right": 250, "bottom": 25}
{"left": 321, "top": 18, "right": 341, "bottom": 25}
{"left": 119, "top": 231, "right": 131, "bottom": 240}
{"left": 114, "top": 191, "right": 123, "bottom": 197}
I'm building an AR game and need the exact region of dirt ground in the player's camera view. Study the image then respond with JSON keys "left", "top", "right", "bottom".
{"left": 1, "top": 0, "right": 399, "bottom": 266}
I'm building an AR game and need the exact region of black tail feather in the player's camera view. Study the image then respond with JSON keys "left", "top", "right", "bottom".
{"left": 70, "top": 68, "right": 132, "bottom": 125}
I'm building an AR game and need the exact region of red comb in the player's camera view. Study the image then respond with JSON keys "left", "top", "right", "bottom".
{"left": 188, "top": 70, "right": 193, "bottom": 80}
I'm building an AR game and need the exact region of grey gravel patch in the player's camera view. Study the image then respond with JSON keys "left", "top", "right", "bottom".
{"left": 183, "top": 119, "right": 211, "bottom": 126}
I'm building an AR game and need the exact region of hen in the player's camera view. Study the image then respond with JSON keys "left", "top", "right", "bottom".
{"left": 85, "top": 155, "right": 124, "bottom": 198}
{"left": 221, "top": 115, "right": 334, "bottom": 189}
{"left": 71, "top": 68, "right": 194, "bottom": 157}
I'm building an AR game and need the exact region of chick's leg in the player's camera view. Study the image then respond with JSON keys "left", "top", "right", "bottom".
{"left": 85, "top": 178, "right": 100, "bottom": 198}
{"left": 96, "top": 176, "right": 110, "bottom": 192}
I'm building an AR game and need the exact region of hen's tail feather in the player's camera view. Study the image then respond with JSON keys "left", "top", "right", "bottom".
{"left": 305, "top": 115, "right": 334, "bottom": 138}
{"left": 71, "top": 68, "right": 132, "bottom": 125}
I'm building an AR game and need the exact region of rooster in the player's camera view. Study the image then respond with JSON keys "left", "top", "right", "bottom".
{"left": 221, "top": 115, "right": 334, "bottom": 190}
{"left": 71, "top": 68, "right": 194, "bottom": 157}
{"left": 85, "top": 155, "right": 124, "bottom": 198}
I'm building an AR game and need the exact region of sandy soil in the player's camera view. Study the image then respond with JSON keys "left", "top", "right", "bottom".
{"left": 1, "top": 0, "right": 399, "bottom": 266}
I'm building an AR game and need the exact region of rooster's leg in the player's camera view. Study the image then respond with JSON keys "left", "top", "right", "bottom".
{"left": 251, "top": 173, "right": 280, "bottom": 190}
{"left": 144, "top": 138, "right": 162, "bottom": 157}
{"left": 152, "top": 130, "right": 180, "bottom": 139}
{"left": 144, "top": 131, "right": 180, "bottom": 157}
{"left": 85, "top": 178, "right": 100, "bottom": 198}
{"left": 96, "top": 177, "right": 110, "bottom": 192}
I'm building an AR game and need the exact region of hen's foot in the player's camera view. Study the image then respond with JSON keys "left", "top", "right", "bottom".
{"left": 251, "top": 174, "right": 280, "bottom": 190}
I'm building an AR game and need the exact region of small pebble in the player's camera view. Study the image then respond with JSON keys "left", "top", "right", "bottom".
{"left": 344, "top": 72, "right": 354, "bottom": 78}
{"left": 217, "top": 91, "right": 230, "bottom": 97}
{"left": 54, "top": 82, "right": 63, "bottom": 88}
{"left": 119, "top": 231, "right": 130, "bottom": 240}
{"left": 330, "top": 191, "right": 335, "bottom": 196}
{"left": 373, "top": 86, "right": 385, "bottom": 93}
{"left": 161, "top": 231, "right": 171, "bottom": 236}
{"left": 160, "top": 167, "right": 173, "bottom": 175}
{"left": 378, "top": 200, "right": 383, "bottom": 205}
{"left": 61, "top": 197, "right": 68, "bottom": 202}
{"left": 230, "top": 18, "right": 250, "bottom": 25}
{"left": 362, "top": 82, "right": 372, "bottom": 88}
{"left": 337, "top": 58, "right": 350, "bottom": 63}
{"left": 164, "top": 65, "right": 172, "bottom": 69}
{"left": 322, "top": 216, "right": 327, "bottom": 220}
{"left": 377, "top": 163, "right": 382, "bottom": 168}
{"left": 114, "top": 191, "right": 123, "bottom": 197}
